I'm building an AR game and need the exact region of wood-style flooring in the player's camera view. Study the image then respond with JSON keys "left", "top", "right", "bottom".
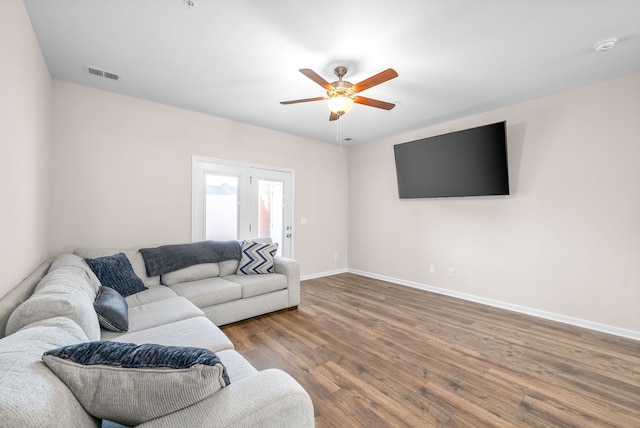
{"left": 221, "top": 273, "right": 640, "bottom": 427}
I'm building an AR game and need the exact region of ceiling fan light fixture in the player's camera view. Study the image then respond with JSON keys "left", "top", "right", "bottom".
{"left": 327, "top": 96, "right": 354, "bottom": 115}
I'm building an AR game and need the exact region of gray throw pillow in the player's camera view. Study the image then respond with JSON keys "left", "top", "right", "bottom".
{"left": 42, "top": 342, "right": 230, "bottom": 426}
{"left": 84, "top": 253, "right": 147, "bottom": 297}
{"left": 94, "top": 286, "right": 129, "bottom": 332}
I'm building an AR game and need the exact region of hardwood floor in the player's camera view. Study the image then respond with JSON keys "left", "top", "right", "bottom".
{"left": 221, "top": 273, "right": 640, "bottom": 427}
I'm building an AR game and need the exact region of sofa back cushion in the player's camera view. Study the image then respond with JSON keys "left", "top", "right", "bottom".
{"left": 161, "top": 262, "right": 220, "bottom": 286}
{"left": 0, "top": 317, "right": 100, "bottom": 428}
{"left": 219, "top": 259, "right": 240, "bottom": 277}
{"left": 6, "top": 264, "right": 101, "bottom": 341}
{"left": 74, "top": 248, "right": 161, "bottom": 287}
{"left": 48, "top": 254, "right": 102, "bottom": 294}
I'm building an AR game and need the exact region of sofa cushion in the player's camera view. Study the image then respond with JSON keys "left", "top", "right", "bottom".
{"left": 6, "top": 266, "right": 101, "bottom": 341}
{"left": 125, "top": 285, "right": 177, "bottom": 308}
{"left": 74, "top": 248, "right": 161, "bottom": 287}
{"left": 237, "top": 241, "right": 278, "bottom": 275}
{"left": 94, "top": 287, "right": 129, "bottom": 332}
{"left": 169, "top": 277, "right": 242, "bottom": 308}
{"left": 135, "top": 368, "right": 314, "bottom": 428}
{"left": 106, "top": 316, "right": 234, "bottom": 353}
{"left": 85, "top": 253, "right": 148, "bottom": 297}
{"left": 0, "top": 317, "right": 99, "bottom": 428}
{"left": 43, "top": 341, "right": 230, "bottom": 426}
{"left": 100, "top": 296, "right": 204, "bottom": 341}
{"left": 216, "top": 349, "right": 258, "bottom": 382}
{"left": 161, "top": 262, "right": 220, "bottom": 286}
{"left": 227, "top": 273, "right": 288, "bottom": 299}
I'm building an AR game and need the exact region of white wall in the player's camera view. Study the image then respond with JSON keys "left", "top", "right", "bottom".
{"left": 49, "top": 81, "right": 348, "bottom": 277}
{"left": 0, "top": 0, "right": 52, "bottom": 297}
{"left": 348, "top": 73, "right": 640, "bottom": 335}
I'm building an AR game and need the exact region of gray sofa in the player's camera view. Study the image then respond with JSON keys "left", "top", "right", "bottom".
{"left": 0, "top": 242, "right": 314, "bottom": 427}
{"left": 73, "top": 240, "right": 301, "bottom": 327}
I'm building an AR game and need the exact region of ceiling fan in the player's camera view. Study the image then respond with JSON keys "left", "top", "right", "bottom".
{"left": 280, "top": 66, "right": 398, "bottom": 121}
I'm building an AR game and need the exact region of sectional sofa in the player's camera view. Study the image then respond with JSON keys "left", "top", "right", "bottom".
{"left": 0, "top": 240, "right": 314, "bottom": 427}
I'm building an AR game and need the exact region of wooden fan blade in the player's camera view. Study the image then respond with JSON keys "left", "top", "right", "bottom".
{"left": 300, "top": 69, "right": 334, "bottom": 90}
{"left": 280, "top": 96, "right": 325, "bottom": 105}
{"left": 353, "top": 68, "right": 398, "bottom": 93}
{"left": 354, "top": 96, "right": 396, "bottom": 110}
{"left": 329, "top": 111, "right": 339, "bottom": 121}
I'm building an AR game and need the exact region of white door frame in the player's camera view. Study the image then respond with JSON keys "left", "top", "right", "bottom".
{"left": 191, "top": 156, "right": 295, "bottom": 258}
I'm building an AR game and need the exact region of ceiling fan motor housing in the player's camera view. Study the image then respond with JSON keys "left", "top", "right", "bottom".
{"left": 328, "top": 66, "right": 355, "bottom": 99}
{"left": 327, "top": 81, "right": 355, "bottom": 98}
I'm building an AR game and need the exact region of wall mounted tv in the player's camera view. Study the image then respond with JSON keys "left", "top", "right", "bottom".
{"left": 393, "top": 121, "right": 509, "bottom": 199}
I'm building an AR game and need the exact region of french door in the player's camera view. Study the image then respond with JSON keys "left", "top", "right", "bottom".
{"left": 192, "top": 157, "right": 294, "bottom": 257}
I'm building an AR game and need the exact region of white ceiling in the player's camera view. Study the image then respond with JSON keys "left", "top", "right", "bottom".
{"left": 24, "top": 0, "right": 640, "bottom": 147}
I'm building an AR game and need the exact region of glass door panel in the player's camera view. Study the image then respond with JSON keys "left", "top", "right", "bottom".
{"left": 205, "top": 174, "right": 238, "bottom": 241}
{"left": 257, "top": 179, "right": 284, "bottom": 256}
{"left": 251, "top": 168, "right": 292, "bottom": 258}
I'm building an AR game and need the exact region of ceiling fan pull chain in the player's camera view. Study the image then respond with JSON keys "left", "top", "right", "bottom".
{"left": 337, "top": 118, "right": 343, "bottom": 152}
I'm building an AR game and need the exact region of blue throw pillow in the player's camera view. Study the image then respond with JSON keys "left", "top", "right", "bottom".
{"left": 42, "top": 342, "right": 230, "bottom": 426}
{"left": 84, "top": 253, "right": 147, "bottom": 297}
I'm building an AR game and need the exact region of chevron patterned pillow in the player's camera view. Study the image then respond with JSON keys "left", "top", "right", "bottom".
{"left": 237, "top": 240, "right": 278, "bottom": 275}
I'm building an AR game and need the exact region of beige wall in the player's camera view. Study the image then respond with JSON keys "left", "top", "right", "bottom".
{"left": 2, "top": 0, "right": 638, "bottom": 336}
{"left": 348, "top": 72, "right": 640, "bottom": 334}
{"left": 49, "top": 81, "right": 348, "bottom": 277}
{"left": 0, "top": 0, "right": 52, "bottom": 298}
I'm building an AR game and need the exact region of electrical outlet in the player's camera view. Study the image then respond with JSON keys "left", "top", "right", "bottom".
{"left": 429, "top": 265, "right": 435, "bottom": 274}
{"left": 448, "top": 267, "right": 455, "bottom": 278}
{"left": 334, "top": 253, "right": 339, "bottom": 261}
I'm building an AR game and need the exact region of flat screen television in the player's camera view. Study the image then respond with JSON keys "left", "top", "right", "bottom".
{"left": 393, "top": 121, "right": 509, "bottom": 199}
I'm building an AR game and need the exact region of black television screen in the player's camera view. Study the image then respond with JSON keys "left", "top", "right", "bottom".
{"left": 393, "top": 121, "right": 509, "bottom": 199}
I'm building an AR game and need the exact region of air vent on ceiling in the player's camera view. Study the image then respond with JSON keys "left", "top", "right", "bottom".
{"left": 85, "top": 66, "right": 120, "bottom": 81}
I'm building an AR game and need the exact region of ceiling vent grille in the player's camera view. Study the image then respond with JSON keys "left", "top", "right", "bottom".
{"left": 85, "top": 66, "right": 120, "bottom": 81}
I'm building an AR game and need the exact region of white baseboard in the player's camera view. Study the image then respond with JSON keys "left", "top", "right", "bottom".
{"left": 347, "top": 269, "right": 640, "bottom": 342}
{"left": 301, "top": 268, "right": 348, "bottom": 281}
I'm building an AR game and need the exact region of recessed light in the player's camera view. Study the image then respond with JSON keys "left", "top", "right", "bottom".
{"left": 593, "top": 38, "right": 618, "bottom": 52}
{"left": 184, "top": 0, "right": 195, "bottom": 8}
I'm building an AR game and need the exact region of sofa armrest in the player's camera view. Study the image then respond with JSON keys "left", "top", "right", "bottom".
{"left": 274, "top": 256, "right": 300, "bottom": 307}
{"left": 137, "top": 369, "right": 314, "bottom": 428}
{"left": 0, "top": 258, "right": 53, "bottom": 338}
